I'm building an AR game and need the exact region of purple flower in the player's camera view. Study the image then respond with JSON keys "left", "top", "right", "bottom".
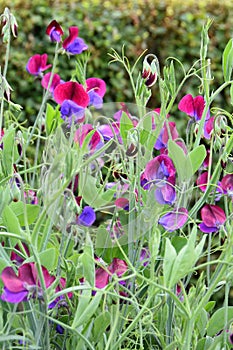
{"left": 142, "top": 155, "right": 176, "bottom": 205}
{"left": 199, "top": 204, "right": 226, "bottom": 233}
{"left": 77, "top": 206, "right": 96, "bottom": 226}
{"left": 158, "top": 207, "right": 188, "bottom": 232}
{"left": 62, "top": 26, "right": 88, "bottom": 54}
{"left": 86, "top": 78, "right": 106, "bottom": 109}
{"left": 1, "top": 262, "right": 55, "bottom": 303}
{"left": 60, "top": 100, "right": 85, "bottom": 125}
{"left": 53, "top": 81, "right": 89, "bottom": 125}
{"left": 26, "top": 54, "right": 52, "bottom": 76}
{"left": 46, "top": 20, "right": 64, "bottom": 42}
{"left": 154, "top": 121, "right": 179, "bottom": 151}
{"left": 178, "top": 94, "right": 209, "bottom": 122}
{"left": 0, "top": 262, "right": 72, "bottom": 305}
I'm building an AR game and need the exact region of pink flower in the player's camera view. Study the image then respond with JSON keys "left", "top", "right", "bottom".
{"left": 1, "top": 262, "right": 71, "bottom": 305}
{"left": 41, "top": 72, "right": 61, "bottom": 93}
{"left": 178, "top": 94, "right": 209, "bottom": 121}
{"left": 95, "top": 258, "right": 128, "bottom": 289}
{"left": 46, "top": 20, "right": 64, "bottom": 42}
{"left": 199, "top": 204, "right": 226, "bottom": 233}
{"left": 26, "top": 54, "right": 52, "bottom": 76}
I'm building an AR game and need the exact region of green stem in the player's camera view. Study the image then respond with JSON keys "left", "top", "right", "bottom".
{"left": 0, "top": 27, "right": 11, "bottom": 132}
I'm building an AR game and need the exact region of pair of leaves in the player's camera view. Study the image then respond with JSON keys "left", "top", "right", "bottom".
{"left": 168, "top": 140, "right": 206, "bottom": 182}
{"left": 163, "top": 226, "right": 206, "bottom": 288}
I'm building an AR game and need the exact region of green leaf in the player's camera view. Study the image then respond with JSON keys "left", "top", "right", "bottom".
{"left": 205, "top": 301, "right": 216, "bottom": 313}
{"left": 80, "top": 234, "right": 95, "bottom": 287}
{"left": 93, "top": 311, "right": 111, "bottom": 341}
{"left": 222, "top": 38, "right": 233, "bottom": 82}
{"left": 168, "top": 139, "right": 192, "bottom": 181}
{"left": 164, "top": 227, "right": 206, "bottom": 288}
{"left": 2, "top": 205, "right": 22, "bottom": 236}
{"left": 119, "top": 111, "right": 134, "bottom": 146}
{"left": 163, "top": 238, "right": 177, "bottom": 288}
{"left": 79, "top": 173, "right": 116, "bottom": 208}
{"left": 188, "top": 145, "right": 206, "bottom": 175}
{"left": 45, "top": 103, "right": 63, "bottom": 135}
{"left": 72, "top": 291, "right": 102, "bottom": 329}
{"left": 9, "top": 201, "right": 40, "bottom": 226}
{"left": 25, "top": 248, "right": 58, "bottom": 270}
{"left": 207, "top": 306, "right": 233, "bottom": 336}
{"left": 2, "top": 128, "right": 19, "bottom": 176}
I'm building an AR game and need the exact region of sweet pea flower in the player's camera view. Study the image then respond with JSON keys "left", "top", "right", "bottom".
{"left": 0, "top": 262, "right": 71, "bottom": 305}
{"left": 199, "top": 204, "right": 226, "bottom": 233}
{"left": 178, "top": 94, "right": 209, "bottom": 122}
{"left": 46, "top": 20, "right": 64, "bottom": 42}
{"left": 220, "top": 174, "right": 233, "bottom": 199}
{"left": 41, "top": 72, "right": 61, "bottom": 94}
{"left": 77, "top": 206, "right": 96, "bottom": 226}
{"left": 63, "top": 26, "right": 88, "bottom": 54}
{"left": 196, "top": 172, "right": 209, "bottom": 192}
{"left": 53, "top": 81, "right": 89, "bottom": 125}
{"left": 142, "top": 155, "right": 176, "bottom": 205}
{"left": 74, "top": 124, "right": 103, "bottom": 153}
{"left": 158, "top": 207, "right": 188, "bottom": 232}
{"left": 95, "top": 258, "right": 127, "bottom": 289}
{"left": 86, "top": 78, "right": 106, "bottom": 109}
{"left": 154, "top": 121, "right": 179, "bottom": 151}
{"left": 26, "top": 54, "right": 52, "bottom": 76}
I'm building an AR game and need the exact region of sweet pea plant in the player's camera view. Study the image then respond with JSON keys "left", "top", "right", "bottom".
{"left": 0, "top": 7, "right": 233, "bottom": 350}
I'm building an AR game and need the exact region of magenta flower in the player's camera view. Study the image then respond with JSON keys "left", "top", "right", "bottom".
{"left": 204, "top": 116, "right": 214, "bottom": 139}
{"left": 26, "top": 54, "right": 52, "bottom": 76}
{"left": 74, "top": 124, "right": 103, "bottom": 153}
{"left": 199, "top": 204, "right": 226, "bottom": 233}
{"left": 86, "top": 78, "right": 106, "bottom": 109}
{"left": 53, "top": 81, "right": 89, "bottom": 125}
{"left": 196, "top": 172, "right": 209, "bottom": 192}
{"left": 41, "top": 72, "right": 61, "bottom": 93}
{"left": 220, "top": 174, "right": 233, "bottom": 199}
{"left": 1, "top": 262, "right": 64, "bottom": 304}
{"left": 115, "top": 197, "right": 129, "bottom": 211}
{"left": 62, "top": 26, "right": 88, "bottom": 54}
{"left": 46, "top": 20, "right": 64, "bottom": 42}
{"left": 178, "top": 94, "right": 208, "bottom": 121}
{"left": 154, "top": 121, "right": 179, "bottom": 151}
{"left": 95, "top": 258, "right": 127, "bottom": 289}
{"left": 77, "top": 206, "right": 96, "bottom": 226}
{"left": 142, "top": 155, "right": 176, "bottom": 205}
{"left": 158, "top": 207, "right": 188, "bottom": 232}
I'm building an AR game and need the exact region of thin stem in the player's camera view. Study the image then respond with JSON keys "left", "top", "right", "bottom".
{"left": 0, "top": 27, "right": 11, "bottom": 132}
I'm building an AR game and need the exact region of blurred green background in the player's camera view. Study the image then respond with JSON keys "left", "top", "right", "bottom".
{"left": 0, "top": 0, "right": 233, "bottom": 121}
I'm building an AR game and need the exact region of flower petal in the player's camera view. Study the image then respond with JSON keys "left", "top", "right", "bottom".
{"left": 158, "top": 208, "right": 188, "bottom": 232}
{"left": 63, "top": 26, "right": 79, "bottom": 49}
{"left": 1, "top": 287, "right": 28, "bottom": 303}
{"left": 1, "top": 266, "right": 24, "bottom": 292}
{"left": 53, "top": 81, "right": 89, "bottom": 107}
{"left": 86, "top": 78, "right": 106, "bottom": 98}
{"left": 77, "top": 206, "right": 96, "bottom": 226}
{"left": 201, "top": 204, "right": 226, "bottom": 228}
